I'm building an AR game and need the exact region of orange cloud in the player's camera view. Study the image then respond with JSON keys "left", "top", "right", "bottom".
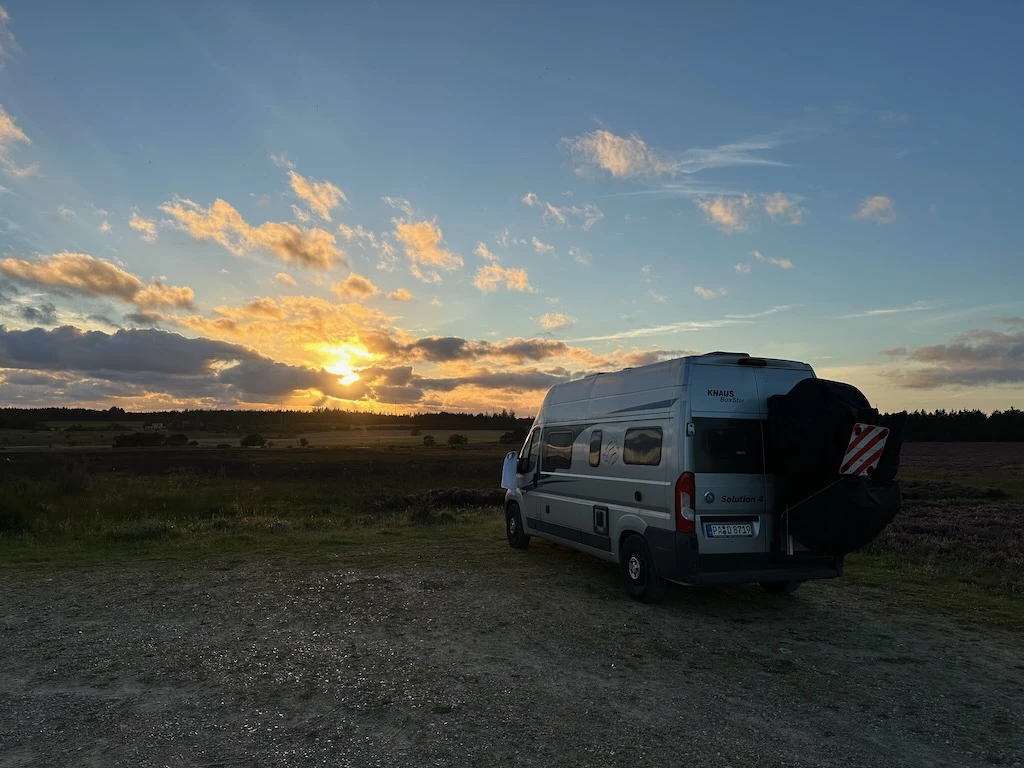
{"left": 332, "top": 273, "right": 380, "bottom": 299}
{"left": 473, "top": 263, "right": 532, "bottom": 293}
{"left": 695, "top": 195, "right": 752, "bottom": 233}
{"left": 0, "top": 252, "right": 194, "bottom": 309}
{"left": 288, "top": 169, "right": 346, "bottom": 221}
{"left": 273, "top": 272, "right": 297, "bottom": 287}
{"left": 160, "top": 197, "right": 343, "bottom": 270}
{"left": 388, "top": 287, "right": 413, "bottom": 301}
{"left": 129, "top": 211, "right": 158, "bottom": 242}
{"left": 394, "top": 219, "right": 463, "bottom": 275}
{"left": 0, "top": 104, "right": 36, "bottom": 178}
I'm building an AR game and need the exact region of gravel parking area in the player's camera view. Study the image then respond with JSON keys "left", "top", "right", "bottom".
{"left": 1, "top": 545, "right": 1021, "bottom": 768}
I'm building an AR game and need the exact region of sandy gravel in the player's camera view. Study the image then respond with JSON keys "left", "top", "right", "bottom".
{"left": 1, "top": 545, "right": 1021, "bottom": 768}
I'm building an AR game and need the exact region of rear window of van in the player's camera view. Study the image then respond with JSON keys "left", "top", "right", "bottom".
{"left": 693, "top": 418, "right": 767, "bottom": 474}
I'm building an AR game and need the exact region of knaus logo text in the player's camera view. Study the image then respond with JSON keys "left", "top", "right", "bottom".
{"left": 707, "top": 388, "right": 743, "bottom": 403}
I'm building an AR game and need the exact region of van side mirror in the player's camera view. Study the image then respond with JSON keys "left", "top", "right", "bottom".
{"left": 501, "top": 451, "right": 518, "bottom": 490}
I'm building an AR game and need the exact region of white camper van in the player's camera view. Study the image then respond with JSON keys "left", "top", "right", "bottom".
{"left": 502, "top": 351, "right": 847, "bottom": 602}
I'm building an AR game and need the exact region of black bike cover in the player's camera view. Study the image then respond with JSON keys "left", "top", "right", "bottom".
{"left": 766, "top": 378, "right": 904, "bottom": 555}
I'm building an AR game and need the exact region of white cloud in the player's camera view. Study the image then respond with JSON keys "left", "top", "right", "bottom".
{"left": 430, "top": 297, "right": 443, "bottom": 307}
{"left": 694, "top": 285, "right": 727, "bottom": 300}
{"left": 57, "top": 205, "right": 77, "bottom": 220}
{"left": 0, "top": 5, "right": 14, "bottom": 67}
{"left": 734, "top": 263, "right": 751, "bottom": 274}
{"left": 855, "top": 195, "right": 896, "bottom": 223}
{"left": 752, "top": 249, "right": 794, "bottom": 269}
{"left": 475, "top": 241, "right": 500, "bottom": 262}
{"left": 273, "top": 272, "right": 297, "bottom": 288}
{"left": 570, "top": 317, "right": 747, "bottom": 342}
{"left": 531, "top": 236, "right": 553, "bottom": 254}
{"left": 539, "top": 312, "right": 574, "bottom": 330}
{"left": 563, "top": 128, "right": 785, "bottom": 178}
{"left": 524, "top": 192, "right": 603, "bottom": 231}
{"left": 695, "top": 195, "right": 752, "bottom": 233}
{"left": 409, "top": 264, "right": 442, "bottom": 284}
{"left": 640, "top": 264, "right": 652, "bottom": 280}
{"left": 382, "top": 195, "right": 414, "bottom": 217}
{"left": 290, "top": 204, "right": 312, "bottom": 223}
{"left": 473, "top": 263, "right": 533, "bottom": 293}
{"left": 269, "top": 152, "right": 295, "bottom": 170}
{"left": 544, "top": 200, "right": 603, "bottom": 231}
{"left": 288, "top": 170, "right": 346, "bottom": 221}
{"left": 129, "top": 211, "right": 158, "bottom": 243}
{"left": 569, "top": 247, "right": 591, "bottom": 266}
{"left": 337, "top": 223, "right": 378, "bottom": 248}
{"left": 649, "top": 290, "right": 666, "bottom": 303}
{"left": 839, "top": 301, "right": 936, "bottom": 319}
{"left": 724, "top": 304, "right": 796, "bottom": 319}
{"left": 0, "top": 104, "right": 36, "bottom": 178}
{"left": 495, "top": 227, "right": 526, "bottom": 248}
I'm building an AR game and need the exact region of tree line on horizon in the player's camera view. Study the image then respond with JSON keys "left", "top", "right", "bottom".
{"left": 1, "top": 405, "right": 1024, "bottom": 441}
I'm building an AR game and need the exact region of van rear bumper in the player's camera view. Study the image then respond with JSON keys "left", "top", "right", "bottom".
{"left": 645, "top": 528, "right": 843, "bottom": 586}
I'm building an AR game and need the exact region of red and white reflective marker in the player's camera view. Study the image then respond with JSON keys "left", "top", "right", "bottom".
{"left": 841, "top": 423, "right": 890, "bottom": 477}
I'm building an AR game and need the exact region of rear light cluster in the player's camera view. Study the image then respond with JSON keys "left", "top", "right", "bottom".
{"left": 675, "top": 471, "right": 696, "bottom": 533}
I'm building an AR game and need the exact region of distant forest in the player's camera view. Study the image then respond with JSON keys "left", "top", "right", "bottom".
{"left": 1, "top": 406, "right": 1023, "bottom": 441}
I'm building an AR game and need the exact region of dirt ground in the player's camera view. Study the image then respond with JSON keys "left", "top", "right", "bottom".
{"left": 1, "top": 542, "right": 1021, "bottom": 768}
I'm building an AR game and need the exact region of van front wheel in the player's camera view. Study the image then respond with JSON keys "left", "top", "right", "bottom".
{"left": 506, "top": 503, "right": 531, "bottom": 549}
{"left": 620, "top": 534, "right": 666, "bottom": 603}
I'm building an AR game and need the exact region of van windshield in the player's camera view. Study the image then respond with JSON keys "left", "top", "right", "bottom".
{"left": 693, "top": 418, "right": 768, "bottom": 474}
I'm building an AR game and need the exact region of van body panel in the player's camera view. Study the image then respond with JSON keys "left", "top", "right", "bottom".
{"left": 506, "top": 352, "right": 841, "bottom": 589}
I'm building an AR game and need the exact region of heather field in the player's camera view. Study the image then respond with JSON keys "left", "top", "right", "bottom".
{"left": 876, "top": 443, "right": 1024, "bottom": 588}
{"left": 1, "top": 440, "right": 1022, "bottom": 595}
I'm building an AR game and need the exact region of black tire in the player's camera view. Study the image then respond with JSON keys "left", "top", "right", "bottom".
{"left": 619, "top": 534, "right": 666, "bottom": 603}
{"left": 506, "top": 503, "right": 530, "bottom": 549}
{"left": 760, "top": 581, "right": 801, "bottom": 595}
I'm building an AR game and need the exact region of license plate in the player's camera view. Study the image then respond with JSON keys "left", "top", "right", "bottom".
{"left": 705, "top": 523, "right": 753, "bottom": 537}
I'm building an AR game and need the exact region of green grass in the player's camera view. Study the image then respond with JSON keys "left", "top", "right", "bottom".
{"left": 841, "top": 552, "right": 1023, "bottom": 631}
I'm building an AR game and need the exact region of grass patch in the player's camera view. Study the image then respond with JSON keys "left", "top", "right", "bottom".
{"left": 842, "top": 551, "right": 1024, "bottom": 632}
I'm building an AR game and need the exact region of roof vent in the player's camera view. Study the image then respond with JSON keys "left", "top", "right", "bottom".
{"left": 704, "top": 351, "right": 749, "bottom": 357}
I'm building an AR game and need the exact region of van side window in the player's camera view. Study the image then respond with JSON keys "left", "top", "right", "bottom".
{"left": 520, "top": 429, "right": 540, "bottom": 473}
{"left": 693, "top": 418, "right": 766, "bottom": 474}
{"left": 542, "top": 430, "right": 573, "bottom": 471}
{"left": 589, "top": 430, "right": 602, "bottom": 467}
{"left": 623, "top": 427, "right": 662, "bottom": 466}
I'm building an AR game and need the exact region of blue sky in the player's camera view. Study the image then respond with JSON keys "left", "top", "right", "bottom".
{"left": 1, "top": 0, "right": 1022, "bottom": 413}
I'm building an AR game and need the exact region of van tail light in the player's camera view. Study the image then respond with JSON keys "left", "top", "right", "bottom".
{"left": 675, "top": 471, "right": 696, "bottom": 533}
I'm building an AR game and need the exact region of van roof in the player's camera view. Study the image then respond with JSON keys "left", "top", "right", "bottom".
{"left": 543, "top": 352, "right": 813, "bottom": 405}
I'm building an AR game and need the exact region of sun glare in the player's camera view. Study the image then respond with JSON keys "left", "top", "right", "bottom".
{"left": 319, "top": 343, "right": 371, "bottom": 386}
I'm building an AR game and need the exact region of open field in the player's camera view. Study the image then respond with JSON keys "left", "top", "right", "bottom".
{"left": 0, "top": 427, "right": 509, "bottom": 450}
{"left": 0, "top": 442, "right": 1022, "bottom": 766}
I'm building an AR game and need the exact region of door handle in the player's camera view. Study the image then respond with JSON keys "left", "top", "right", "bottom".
{"left": 634, "top": 491, "right": 643, "bottom": 502}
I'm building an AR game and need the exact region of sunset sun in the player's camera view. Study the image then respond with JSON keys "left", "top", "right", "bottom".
{"left": 320, "top": 344, "right": 371, "bottom": 386}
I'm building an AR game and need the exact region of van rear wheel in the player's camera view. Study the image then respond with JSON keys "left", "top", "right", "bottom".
{"left": 620, "top": 534, "right": 666, "bottom": 603}
{"left": 760, "top": 581, "right": 801, "bottom": 595}
{"left": 506, "top": 503, "right": 530, "bottom": 549}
